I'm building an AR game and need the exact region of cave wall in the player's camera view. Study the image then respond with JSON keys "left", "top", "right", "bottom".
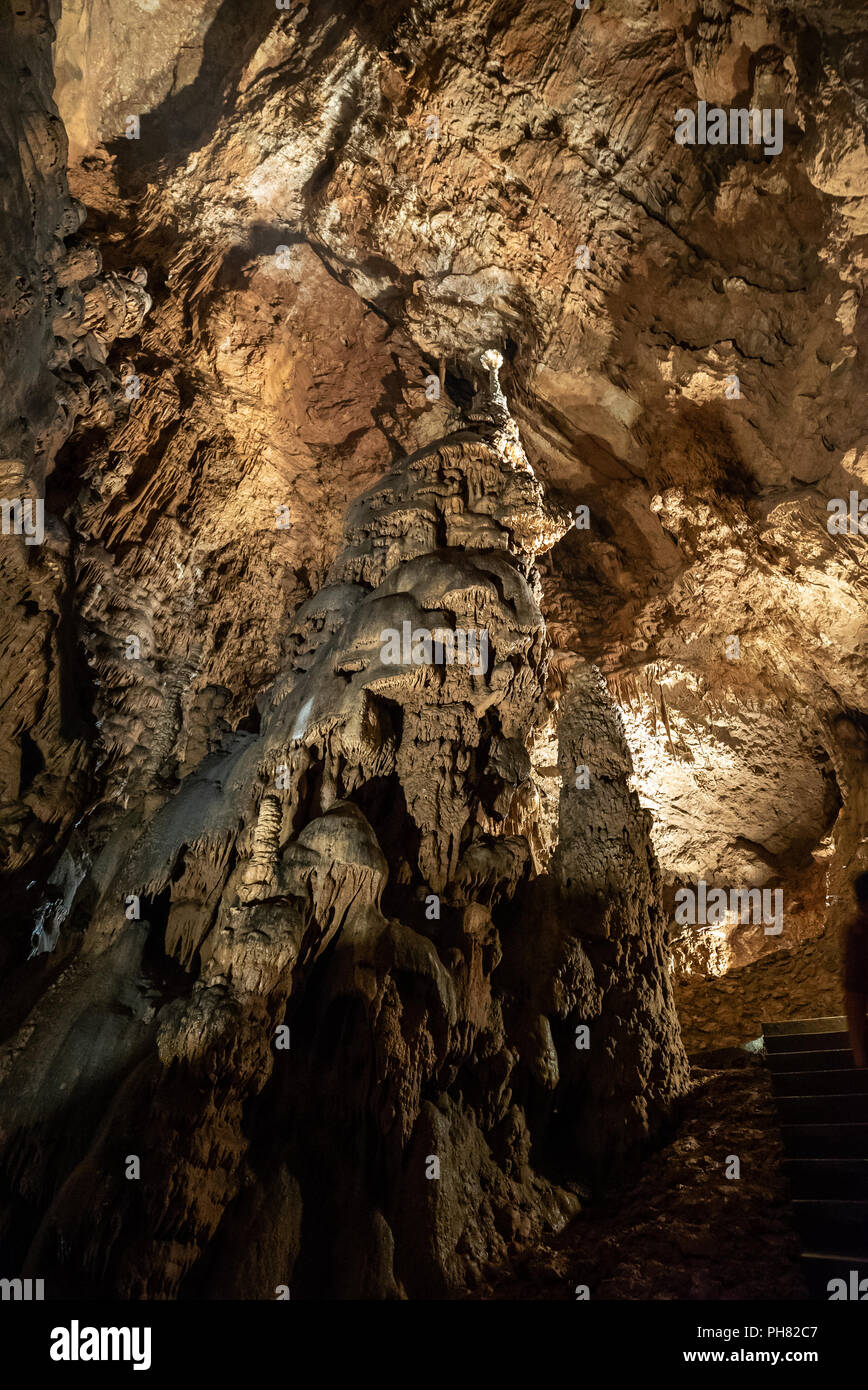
{"left": 3, "top": 2, "right": 862, "bottom": 956}
{"left": 0, "top": 0, "right": 152, "bottom": 940}
{"left": 677, "top": 715, "right": 868, "bottom": 1052}
{"left": 0, "top": 359, "right": 688, "bottom": 1298}
{"left": 0, "top": 0, "right": 866, "bottom": 1300}
{"left": 8, "top": 0, "right": 863, "bottom": 931}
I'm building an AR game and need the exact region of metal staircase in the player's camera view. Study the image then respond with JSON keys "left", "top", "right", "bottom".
{"left": 763, "top": 1015, "right": 868, "bottom": 1298}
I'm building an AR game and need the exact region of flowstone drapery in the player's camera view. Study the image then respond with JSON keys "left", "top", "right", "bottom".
{"left": 0, "top": 354, "right": 686, "bottom": 1298}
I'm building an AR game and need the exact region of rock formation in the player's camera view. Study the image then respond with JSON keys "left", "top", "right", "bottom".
{"left": 1, "top": 0, "right": 867, "bottom": 1303}
{"left": 0, "top": 349, "right": 686, "bottom": 1298}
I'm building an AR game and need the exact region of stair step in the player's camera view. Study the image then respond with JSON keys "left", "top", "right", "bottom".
{"left": 775, "top": 1093, "right": 868, "bottom": 1124}
{"left": 765, "top": 1029, "right": 849, "bottom": 1054}
{"left": 781, "top": 1122, "right": 868, "bottom": 1159}
{"left": 783, "top": 1158, "right": 868, "bottom": 1200}
{"left": 766, "top": 1048, "right": 854, "bottom": 1073}
{"left": 800, "top": 1252, "right": 868, "bottom": 1300}
{"left": 764, "top": 1025, "right": 868, "bottom": 1282}
{"left": 763, "top": 1017, "right": 847, "bottom": 1037}
{"left": 791, "top": 1200, "right": 868, "bottom": 1254}
{"left": 773, "top": 1068, "right": 868, "bottom": 1096}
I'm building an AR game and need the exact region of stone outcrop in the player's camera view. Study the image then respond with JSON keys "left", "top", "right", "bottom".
{"left": 0, "top": 352, "right": 688, "bottom": 1298}
{"left": 1, "top": 0, "right": 867, "bottom": 1302}
{"left": 467, "top": 1064, "right": 808, "bottom": 1302}
{"left": 0, "top": 1, "right": 152, "bottom": 919}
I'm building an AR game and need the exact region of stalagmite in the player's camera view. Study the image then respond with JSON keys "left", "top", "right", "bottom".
{"left": 2, "top": 0, "right": 866, "bottom": 1315}
{"left": 0, "top": 353, "right": 687, "bottom": 1299}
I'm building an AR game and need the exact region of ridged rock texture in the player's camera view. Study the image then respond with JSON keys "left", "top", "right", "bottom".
{"left": 0, "top": 353, "right": 687, "bottom": 1298}
{"left": 0, "top": 0, "right": 866, "bottom": 1300}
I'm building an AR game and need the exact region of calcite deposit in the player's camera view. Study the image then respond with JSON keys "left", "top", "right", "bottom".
{"left": 0, "top": 349, "right": 687, "bottom": 1298}
{"left": 0, "top": 0, "right": 866, "bottom": 1302}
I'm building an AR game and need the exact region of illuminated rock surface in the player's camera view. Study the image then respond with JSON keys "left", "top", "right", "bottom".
{"left": 0, "top": 0, "right": 866, "bottom": 1300}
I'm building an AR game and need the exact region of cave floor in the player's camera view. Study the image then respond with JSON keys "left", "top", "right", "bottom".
{"left": 464, "top": 1065, "right": 809, "bottom": 1301}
